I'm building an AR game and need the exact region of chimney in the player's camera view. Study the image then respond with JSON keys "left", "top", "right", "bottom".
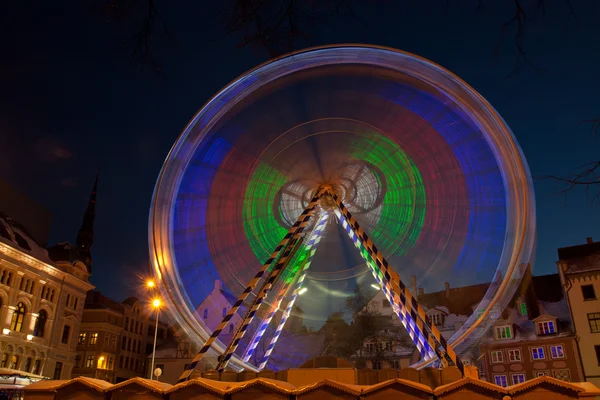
{"left": 445, "top": 282, "right": 450, "bottom": 298}
{"left": 411, "top": 275, "right": 417, "bottom": 295}
{"left": 214, "top": 280, "right": 222, "bottom": 291}
{"left": 418, "top": 288, "right": 424, "bottom": 296}
{"left": 587, "top": 237, "right": 593, "bottom": 244}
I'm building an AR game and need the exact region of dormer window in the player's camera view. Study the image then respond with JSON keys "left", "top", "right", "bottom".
{"left": 537, "top": 320, "right": 556, "bottom": 335}
{"left": 495, "top": 325, "right": 512, "bottom": 340}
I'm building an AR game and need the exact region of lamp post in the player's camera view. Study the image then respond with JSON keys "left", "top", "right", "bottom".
{"left": 150, "top": 297, "right": 161, "bottom": 380}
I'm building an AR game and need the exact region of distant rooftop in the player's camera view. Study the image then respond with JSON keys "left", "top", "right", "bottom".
{"left": 557, "top": 237, "right": 600, "bottom": 274}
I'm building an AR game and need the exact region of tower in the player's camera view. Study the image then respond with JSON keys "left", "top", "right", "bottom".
{"left": 76, "top": 174, "right": 98, "bottom": 272}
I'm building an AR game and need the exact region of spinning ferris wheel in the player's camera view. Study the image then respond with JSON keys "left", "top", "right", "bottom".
{"left": 149, "top": 45, "right": 536, "bottom": 381}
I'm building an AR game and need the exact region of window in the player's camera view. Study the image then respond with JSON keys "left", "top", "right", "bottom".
{"left": 508, "top": 349, "right": 522, "bottom": 362}
{"left": 0, "top": 354, "right": 7, "bottom": 368}
{"left": 392, "top": 360, "right": 400, "bottom": 369}
{"left": 135, "top": 321, "right": 139, "bottom": 333}
{"left": 119, "top": 356, "right": 124, "bottom": 369}
{"left": 588, "top": 313, "right": 600, "bottom": 333}
{"left": 430, "top": 313, "right": 445, "bottom": 326}
{"left": 11, "top": 355, "right": 19, "bottom": 369}
{"left": 85, "top": 356, "right": 94, "bottom": 368}
{"left": 531, "top": 347, "right": 545, "bottom": 360}
{"left": 73, "top": 297, "right": 78, "bottom": 310}
{"left": 97, "top": 356, "right": 106, "bottom": 369}
{"left": 137, "top": 341, "right": 141, "bottom": 353}
{"left": 25, "top": 357, "right": 32, "bottom": 372}
{"left": 491, "top": 350, "right": 503, "bottom": 363}
{"left": 61, "top": 325, "right": 71, "bottom": 344}
{"left": 495, "top": 325, "right": 512, "bottom": 340}
{"left": 33, "top": 359, "right": 40, "bottom": 374}
{"left": 53, "top": 362, "right": 63, "bottom": 380}
{"left": 373, "top": 360, "right": 382, "bottom": 370}
{"left": 108, "top": 356, "right": 114, "bottom": 370}
{"left": 512, "top": 373, "right": 525, "bottom": 384}
{"left": 111, "top": 335, "right": 117, "bottom": 348}
{"left": 89, "top": 333, "right": 98, "bottom": 345}
{"left": 537, "top": 320, "right": 556, "bottom": 335}
{"left": 121, "top": 337, "right": 126, "bottom": 350}
{"left": 229, "top": 324, "right": 234, "bottom": 334}
{"left": 10, "top": 302, "right": 26, "bottom": 332}
{"left": 382, "top": 299, "right": 390, "bottom": 308}
{"left": 78, "top": 333, "right": 87, "bottom": 345}
{"left": 494, "top": 375, "right": 508, "bottom": 387}
{"left": 204, "top": 309, "right": 208, "bottom": 319}
{"left": 34, "top": 309, "right": 48, "bottom": 337}
{"left": 582, "top": 284, "right": 596, "bottom": 301}
{"left": 553, "top": 369, "right": 571, "bottom": 382}
{"left": 550, "top": 345, "right": 564, "bottom": 359}
{"left": 594, "top": 345, "right": 600, "bottom": 365}
{"left": 477, "top": 309, "right": 485, "bottom": 319}
{"left": 66, "top": 294, "right": 71, "bottom": 307}
{"left": 124, "top": 317, "right": 129, "bottom": 331}
{"left": 519, "top": 303, "right": 527, "bottom": 316}
{"left": 104, "top": 334, "right": 109, "bottom": 346}
{"left": 222, "top": 307, "right": 227, "bottom": 317}
{"left": 534, "top": 370, "right": 550, "bottom": 377}
{"left": 365, "top": 343, "right": 374, "bottom": 353}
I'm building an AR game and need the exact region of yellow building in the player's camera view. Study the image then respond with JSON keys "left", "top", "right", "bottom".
{"left": 557, "top": 237, "right": 600, "bottom": 387}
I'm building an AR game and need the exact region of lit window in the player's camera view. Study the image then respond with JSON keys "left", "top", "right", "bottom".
{"left": 491, "top": 351, "right": 503, "bottom": 363}
{"left": 78, "top": 333, "right": 87, "bottom": 345}
{"left": 508, "top": 349, "right": 521, "bottom": 362}
{"left": 10, "top": 302, "right": 26, "bottom": 332}
{"left": 550, "top": 345, "right": 564, "bottom": 359}
{"left": 89, "top": 333, "right": 98, "bottom": 345}
{"left": 512, "top": 374, "right": 525, "bottom": 384}
{"left": 582, "top": 285, "right": 596, "bottom": 301}
{"left": 553, "top": 369, "right": 571, "bottom": 382}
{"left": 531, "top": 347, "right": 545, "bottom": 360}
{"left": 537, "top": 321, "right": 556, "bottom": 335}
{"left": 85, "top": 356, "right": 94, "bottom": 368}
{"left": 495, "top": 325, "right": 512, "bottom": 340}
{"left": 588, "top": 313, "right": 600, "bottom": 333}
{"left": 519, "top": 303, "right": 527, "bottom": 316}
{"left": 494, "top": 375, "right": 508, "bottom": 387}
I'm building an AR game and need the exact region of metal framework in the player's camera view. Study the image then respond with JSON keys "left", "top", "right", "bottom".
{"left": 177, "top": 188, "right": 463, "bottom": 383}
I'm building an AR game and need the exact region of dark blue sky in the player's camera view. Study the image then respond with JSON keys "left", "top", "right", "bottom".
{"left": 1, "top": 1, "right": 599, "bottom": 301}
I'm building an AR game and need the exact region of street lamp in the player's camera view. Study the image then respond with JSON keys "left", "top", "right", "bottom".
{"left": 150, "top": 297, "right": 162, "bottom": 380}
{"left": 146, "top": 280, "right": 156, "bottom": 289}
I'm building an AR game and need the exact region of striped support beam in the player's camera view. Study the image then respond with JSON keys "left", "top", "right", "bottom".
{"left": 334, "top": 209, "right": 433, "bottom": 359}
{"left": 177, "top": 190, "right": 325, "bottom": 383}
{"left": 257, "top": 212, "right": 330, "bottom": 370}
{"left": 242, "top": 232, "right": 306, "bottom": 363}
{"left": 216, "top": 201, "right": 323, "bottom": 372}
{"left": 329, "top": 192, "right": 464, "bottom": 374}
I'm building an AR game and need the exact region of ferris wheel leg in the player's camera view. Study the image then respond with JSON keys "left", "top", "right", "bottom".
{"left": 333, "top": 208, "right": 434, "bottom": 360}
{"left": 177, "top": 189, "right": 325, "bottom": 383}
{"left": 328, "top": 191, "right": 465, "bottom": 376}
{"left": 257, "top": 212, "right": 330, "bottom": 370}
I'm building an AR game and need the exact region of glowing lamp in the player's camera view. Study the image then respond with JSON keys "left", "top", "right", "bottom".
{"left": 2, "top": 329, "right": 9, "bottom": 335}
{"left": 298, "top": 288, "right": 307, "bottom": 295}
{"left": 26, "top": 334, "right": 33, "bottom": 341}
{"left": 152, "top": 298, "right": 162, "bottom": 308}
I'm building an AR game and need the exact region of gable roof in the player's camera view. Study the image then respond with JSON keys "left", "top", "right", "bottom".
{"left": 361, "top": 378, "right": 433, "bottom": 395}
{"left": 294, "top": 379, "right": 362, "bottom": 396}
{"left": 434, "top": 377, "right": 508, "bottom": 395}
{"left": 107, "top": 377, "right": 171, "bottom": 393}
{"left": 507, "top": 375, "right": 583, "bottom": 394}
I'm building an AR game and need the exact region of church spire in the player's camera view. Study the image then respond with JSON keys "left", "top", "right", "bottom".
{"left": 76, "top": 174, "right": 98, "bottom": 272}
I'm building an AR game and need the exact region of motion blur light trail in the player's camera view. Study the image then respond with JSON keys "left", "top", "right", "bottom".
{"left": 150, "top": 45, "right": 536, "bottom": 371}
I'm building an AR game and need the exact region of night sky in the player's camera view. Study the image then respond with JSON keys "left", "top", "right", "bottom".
{"left": 2, "top": 1, "right": 600, "bottom": 302}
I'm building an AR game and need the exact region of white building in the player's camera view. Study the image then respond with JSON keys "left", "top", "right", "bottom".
{"left": 557, "top": 237, "right": 600, "bottom": 387}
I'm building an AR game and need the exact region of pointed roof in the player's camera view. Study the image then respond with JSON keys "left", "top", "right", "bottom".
{"left": 75, "top": 174, "right": 98, "bottom": 272}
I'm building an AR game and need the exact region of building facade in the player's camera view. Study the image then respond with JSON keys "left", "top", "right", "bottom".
{"left": 479, "top": 272, "right": 584, "bottom": 385}
{"left": 72, "top": 291, "right": 168, "bottom": 382}
{"left": 0, "top": 215, "right": 94, "bottom": 380}
{"left": 557, "top": 237, "right": 600, "bottom": 387}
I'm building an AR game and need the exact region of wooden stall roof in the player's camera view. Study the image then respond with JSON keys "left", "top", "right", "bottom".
{"left": 361, "top": 378, "right": 433, "bottom": 395}
{"left": 24, "top": 380, "right": 69, "bottom": 391}
{"left": 294, "top": 379, "right": 362, "bottom": 396}
{"left": 107, "top": 377, "right": 172, "bottom": 393}
{"left": 227, "top": 378, "right": 296, "bottom": 395}
{"left": 507, "top": 376, "right": 584, "bottom": 395}
{"left": 434, "top": 377, "right": 508, "bottom": 396}
{"left": 165, "top": 377, "right": 229, "bottom": 395}
{"left": 56, "top": 377, "right": 114, "bottom": 391}
{"left": 571, "top": 382, "right": 600, "bottom": 397}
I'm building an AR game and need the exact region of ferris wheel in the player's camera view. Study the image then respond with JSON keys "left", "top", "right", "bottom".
{"left": 149, "top": 45, "right": 536, "bottom": 381}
